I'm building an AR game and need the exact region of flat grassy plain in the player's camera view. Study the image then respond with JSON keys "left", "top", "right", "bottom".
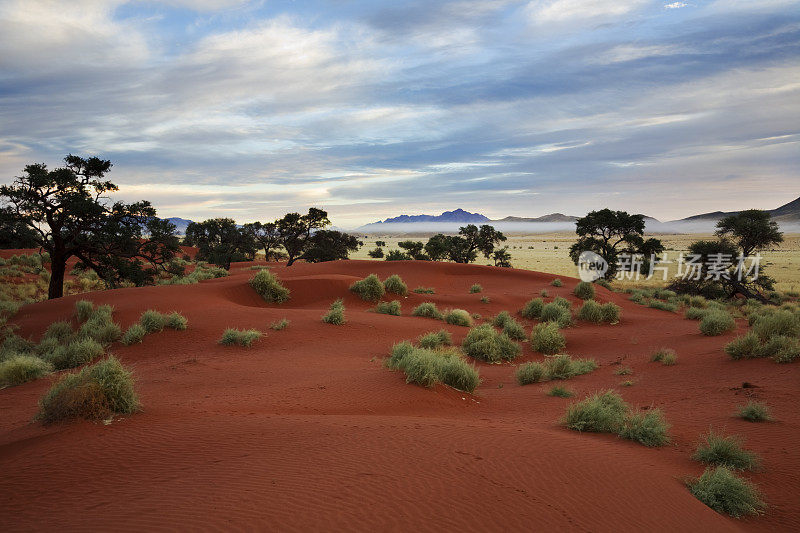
{"left": 353, "top": 233, "right": 800, "bottom": 292}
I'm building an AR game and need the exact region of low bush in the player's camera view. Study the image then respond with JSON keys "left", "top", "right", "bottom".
{"left": 444, "top": 309, "right": 472, "bottom": 327}
{"left": 469, "top": 284, "right": 482, "bottom": 293}
{"left": 350, "top": 274, "right": 385, "bottom": 302}
{"left": 36, "top": 356, "right": 139, "bottom": 424}
{"left": 121, "top": 324, "right": 147, "bottom": 346}
{"left": 140, "top": 310, "right": 167, "bottom": 333}
{"left": 502, "top": 319, "right": 526, "bottom": 341}
{"left": 548, "top": 385, "right": 573, "bottom": 397}
{"left": 47, "top": 338, "right": 104, "bottom": 370}
{"left": 383, "top": 274, "right": 408, "bottom": 296}
{"left": 165, "top": 312, "right": 188, "bottom": 330}
{"left": 699, "top": 311, "right": 736, "bottom": 336}
{"left": 387, "top": 344, "right": 479, "bottom": 393}
{"left": 219, "top": 328, "right": 262, "bottom": 347}
{"left": 516, "top": 362, "right": 547, "bottom": 384}
{"left": 270, "top": 318, "right": 290, "bottom": 331}
{"left": 553, "top": 297, "right": 571, "bottom": 309}
{"left": 412, "top": 302, "right": 444, "bottom": 320}
{"left": 618, "top": 409, "right": 671, "bottom": 447}
{"left": 249, "top": 270, "right": 290, "bottom": 303}
{"left": 540, "top": 289, "right": 549, "bottom": 297}
{"left": 573, "top": 281, "right": 595, "bottom": 300}
{"left": 651, "top": 348, "right": 677, "bottom": 365}
{"left": 413, "top": 287, "right": 435, "bottom": 294}
{"left": 620, "top": 380, "right": 635, "bottom": 387}
{"left": 79, "top": 318, "right": 122, "bottom": 344}
{"left": 648, "top": 299, "right": 679, "bottom": 312}
{"left": 725, "top": 333, "right": 760, "bottom": 360}
{"left": 418, "top": 329, "right": 452, "bottom": 349}
{"left": 601, "top": 303, "right": 621, "bottom": 324}
{"left": 688, "top": 466, "right": 765, "bottom": 518}
{"left": 685, "top": 307, "right": 708, "bottom": 320}
{"left": 42, "top": 321, "right": 73, "bottom": 342}
{"left": 462, "top": 324, "right": 520, "bottom": 362}
{"left": 75, "top": 300, "right": 94, "bottom": 321}
{"left": 480, "top": 296, "right": 490, "bottom": 303}
{"left": 322, "top": 299, "right": 346, "bottom": 325}
{"left": 551, "top": 278, "right": 562, "bottom": 287}
{"left": 0, "top": 355, "right": 52, "bottom": 387}
{"left": 752, "top": 310, "right": 800, "bottom": 339}
{"left": 737, "top": 401, "right": 772, "bottom": 422}
{"left": 693, "top": 431, "right": 760, "bottom": 471}
{"left": 540, "top": 302, "right": 571, "bottom": 328}
{"left": 544, "top": 354, "right": 597, "bottom": 380}
{"left": 375, "top": 300, "right": 402, "bottom": 316}
{"left": 563, "top": 390, "right": 627, "bottom": 433}
{"left": 577, "top": 300, "right": 603, "bottom": 323}
{"left": 530, "top": 322, "right": 566, "bottom": 354}
{"left": 520, "top": 298, "right": 544, "bottom": 319}
{"left": 758, "top": 335, "right": 800, "bottom": 363}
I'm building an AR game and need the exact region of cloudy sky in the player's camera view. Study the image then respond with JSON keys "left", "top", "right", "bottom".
{"left": 1, "top": 0, "right": 798, "bottom": 227}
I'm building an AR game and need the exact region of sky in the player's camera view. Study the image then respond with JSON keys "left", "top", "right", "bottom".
{"left": 0, "top": 0, "right": 798, "bottom": 228}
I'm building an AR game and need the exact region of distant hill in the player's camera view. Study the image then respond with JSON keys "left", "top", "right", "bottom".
{"left": 672, "top": 196, "right": 800, "bottom": 223}
{"left": 495, "top": 213, "right": 579, "bottom": 223}
{"left": 362, "top": 208, "right": 490, "bottom": 228}
{"left": 165, "top": 217, "right": 194, "bottom": 235}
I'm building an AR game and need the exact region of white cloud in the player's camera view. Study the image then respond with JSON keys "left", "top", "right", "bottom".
{"left": 664, "top": 2, "right": 688, "bottom": 9}
{"left": 525, "top": 0, "right": 649, "bottom": 24}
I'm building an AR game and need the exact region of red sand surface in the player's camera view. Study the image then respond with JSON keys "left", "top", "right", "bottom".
{"left": 1, "top": 259, "right": 798, "bottom": 531}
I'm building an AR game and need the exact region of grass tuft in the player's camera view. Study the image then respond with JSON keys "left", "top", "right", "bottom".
{"left": 413, "top": 286, "right": 435, "bottom": 294}
{"left": 530, "top": 322, "right": 566, "bottom": 354}
{"left": 737, "top": 401, "right": 772, "bottom": 422}
{"left": 551, "top": 278, "right": 562, "bottom": 287}
{"left": 462, "top": 324, "right": 520, "bottom": 362}
{"left": 249, "top": 269, "right": 290, "bottom": 303}
{"left": 469, "top": 284, "right": 482, "bottom": 293}
{"left": 520, "top": 298, "right": 544, "bottom": 319}
{"left": 270, "top": 318, "right": 290, "bottom": 331}
{"left": 387, "top": 344, "right": 479, "bottom": 393}
{"left": 219, "top": 328, "right": 262, "bottom": 347}
{"left": 618, "top": 409, "right": 671, "bottom": 446}
{"left": 688, "top": 466, "right": 765, "bottom": 518}
{"left": 322, "top": 299, "right": 346, "bottom": 325}
{"left": 444, "top": 309, "right": 472, "bottom": 327}
{"left": 725, "top": 332, "right": 760, "bottom": 360}
{"left": 46, "top": 337, "right": 104, "bottom": 370}
{"left": 140, "top": 310, "right": 167, "bottom": 333}
{"left": 651, "top": 348, "right": 677, "bottom": 365}
{"left": 165, "top": 312, "right": 188, "bottom": 330}
{"left": 349, "top": 274, "right": 385, "bottom": 302}
{"left": 540, "top": 302, "right": 571, "bottom": 327}
{"left": 418, "top": 329, "right": 452, "bottom": 349}
{"left": 547, "top": 385, "right": 573, "bottom": 397}
{"left": 375, "top": 300, "right": 402, "bottom": 316}
{"left": 0, "top": 355, "right": 52, "bottom": 387}
{"left": 383, "top": 274, "right": 408, "bottom": 296}
{"left": 75, "top": 300, "right": 94, "bottom": 321}
{"left": 121, "top": 324, "right": 147, "bottom": 346}
{"left": 563, "top": 390, "right": 627, "bottom": 433}
{"left": 573, "top": 281, "right": 595, "bottom": 300}
{"left": 693, "top": 430, "right": 761, "bottom": 471}
{"left": 412, "top": 302, "right": 444, "bottom": 320}
{"left": 516, "top": 362, "right": 547, "bottom": 384}
{"left": 699, "top": 310, "right": 736, "bottom": 336}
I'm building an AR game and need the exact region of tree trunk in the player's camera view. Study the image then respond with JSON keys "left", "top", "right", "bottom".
{"left": 286, "top": 255, "right": 296, "bottom": 266}
{"left": 48, "top": 255, "right": 66, "bottom": 299}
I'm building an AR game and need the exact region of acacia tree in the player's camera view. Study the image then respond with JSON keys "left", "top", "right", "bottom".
{"left": 1, "top": 155, "right": 179, "bottom": 299}
{"left": 184, "top": 218, "right": 256, "bottom": 269}
{"left": 276, "top": 208, "right": 330, "bottom": 266}
{"left": 301, "top": 230, "right": 361, "bottom": 263}
{"left": 569, "top": 209, "right": 663, "bottom": 279}
{"left": 242, "top": 221, "right": 283, "bottom": 260}
{"left": 0, "top": 207, "right": 40, "bottom": 248}
{"left": 398, "top": 240, "right": 428, "bottom": 260}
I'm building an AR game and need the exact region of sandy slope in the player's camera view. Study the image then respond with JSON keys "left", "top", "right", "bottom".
{"left": 1, "top": 259, "right": 798, "bottom": 531}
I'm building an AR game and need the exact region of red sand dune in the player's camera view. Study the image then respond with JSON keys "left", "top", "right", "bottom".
{"left": 1, "top": 259, "right": 798, "bottom": 531}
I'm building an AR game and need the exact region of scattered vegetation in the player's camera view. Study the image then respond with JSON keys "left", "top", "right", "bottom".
{"left": 383, "top": 274, "right": 408, "bottom": 296}
{"left": 699, "top": 310, "right": 736, "bottom": 336}
{"left": 47, "top": 337, "right": 105, "bottom": 370}
{"left": 219, "top": 328, "right": 262, "bottom": 347}
{"left": 165, "top": 312, "right": 188, "bottom": 330}
{"left": 75, "top": 300, "right": 94, "bottom": 321}
{"left": 322, "top": 299, "right": 346, "bottom": 325}
{"left": 412, "top": 302, "right": 444, "bottom": 320}
{"left": 614, "top": 366, "right": 632, "bottom": 375}
{"left": 413, "top": 287, "right": 435, "bottom": 294}
{"left": 480, "top": 296, "right": 490, "bottom": 303}
{"left": 444, "top": 309, "right": 473, "bottom": 327}
{"left": 688, "top": 467, "right": 766, "bottom": 518}
{"left": 121, "top": 324, "right": 147, "bottom": 346}
{"left": 375, "top": 300, "right": 402, "bottom": 316}
{"left": 551, "top": 278, "right": 562, "bottom": 287}
{"left": 520, "top": 297, "right": 544, "bottom": 319}
{"left": 139, "top": 309, "right": 167, "bottom": 333}
{"left": 540, "top": 302, "right": 572, "bottom": 327}
{"left": 618, "top": 409, "right": 671, "bottom": 446}
{"left": 492, "top": 311, "right": 526, "bottom": 340}
{"left": 386, "top": 342, "right": 480, "bottom": 393}
{"left": 249, "top": 269, "right": 290, "bottom": 303}
{"left": 685, "top": 307, "right": 708, "bottom": 320}
{"left": 418, "top": 329, "right": 452, "bottom": 349}
{"left": 270, "top": 318, "right": 290, "bottom": 331}
{"left": 462, "top": 324, "right": 520, "bottom": 362}
{"left": 530, "top": 322, "right": 566, "bottom": 354}
{"left": 469, "top": 284, "right": 483, "bottom": 293}
{"left": 349, "top": 274, "right": 385, "bottom": 302}
{"left": 692, "top": 430, "right": 760, "bottom": 471}
{"left": 573, "top": 281, "right": 595, "bottom": 300}
{"left": 547, "top": 385, "right": 573, "bottom": 397}
{"left": 0, "top": 355, "right": 51, "bottom": 387}
{"left": 516, "top": 362, "right": 547, "bottom": 384}
{"left": 651, "top": 348, "right": 677, "bottom": 366}
{"left": 737, "top": 401, "right": 772, "bottom": 422}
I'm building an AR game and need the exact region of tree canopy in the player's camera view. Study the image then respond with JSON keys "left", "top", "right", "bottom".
{"left": 185, "top": 218, "right": 256, "bottom": 269}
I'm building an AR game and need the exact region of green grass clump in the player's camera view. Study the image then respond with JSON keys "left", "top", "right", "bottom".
{"left": 79, "top": 318, "right": 122, "bottom": 344}
{"left": 322, "top": 299, "right": 346, "bottom": 325}
{"left": 553, "top": 296, "right": 571, "bottom": 309}
{"left": 520, "top": 298, "right": 544, "bottom": 319}
{"left": 462, "top": 324, "right": 520, "bottom": 362}
{"left": 412, "top": 302, "right": 444, "bottom": 320}
{"left": 36, "top": 356, "right": 139, "bottom": 424}
{"left": 516, "top": 362, "right": 547, "bottom": 384}
{"left": 573, "top": 281, "right": 595, "bottom": 300}
{"left": 725, "top": 333, "right": 760, "bottom": 360}
{"left": 140, "top": 310, "right": 167, "bottom": 333}
{"left": 618, "top": 409, "right": 671, "bottom": 446}
{"left": 647, "top": 299, "right": 679, "bottom": 312}
{"left": 540, "top": 302, "right": 571, "bottom": 327}
{"left": 375, "top": 300, "right": 402, "bottom": 316}
{"left": 563, "top": 390, "right": 628, "bottom": 433}
{"left": 47, "top": 338, "right": 104, "bottom": 370}
{"left": 444, "top": 309, "right": 472, "bottom": 327}
{"left": 349, "top": 274, "right": 385, "bottom": 302}
{"left": 413, "top": 287, "right": 435, "bottom": 294}
{"left": 620, "top": 380, "right": 635, "bottom": 387}
{"left": 0, "top": 355, "right": 52, "bottom": 387}
{"left": 699, "top": 310, "right": 736, "bottom": 336}
{"left": 249, "top": 269, "right": 290, "bottom": 303}
{"left": 548, "top": 385, "right": 573, "bottom": 397}
{"left": 737, "top": 401, "right": 772, "bottom": 422}
{"left": 387, "top": 344, "right": 479, "bottom": 393}
{"left": 530, "top": 322, "right": 566, "bottom": 354}
{"left": 758, "top": 335, "right": 800, "bottom": 363}
{"left": 418, "top": 329, "right": 452, "bottom": 349}
{"left": 121, "top": 324, "right": 147, "bottom": 346}
{"left": 551, "top": 278, "right": 562, "bottom": 287}
{"left": 540, "top": 289, "right": 549, "bottom": 297}
{"left": 42, "top": 321, "right": 73, "bottom": 342}
{"left": 688, "top": 466, "right": 765, "bottom": 518}
{"left": 693, "top": 431, "right": 760, "bottom": 471}
{"left": 600, "top": 303, "right": 621, "bottom": 324}
{"left": 218, "top": 328, "right": 262, "bottom": 347}
{"left": 752, "top": 310, "right": 800, "bottom": 339}
{"left": 544, "top": 354, "right": 597, "bottom": 380}
{"left": 383, "top": 274, "right": 408, "bottom": 296}
{"left": 469, "top": 284, "right": 482, "bottom": 293}
{"left": 165, "top": 312, "right": 188, "bottom": 330}
{"left": 651, "top": 348, "right": 677, "bottom": 365}
{"left": 270, "top": 318, "right": 290, "bottom": 330}
{"left": 75, "top": 300, "right": 94, "bottom": 321}
{"left": 685, "top": 307, "right": 708, "bottom": 320}
{"left": 577, "top": 300, "right": 604, "bottom": 323}
{"left": 501, "top": 319, "right": 526, "bottom": 341}
{"left": 480, "top": 296, "right": 490, "bottom": 303}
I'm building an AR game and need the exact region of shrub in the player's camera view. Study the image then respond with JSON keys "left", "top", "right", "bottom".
{"left": 322, "top": 299, "right": 346, "bottom": 325}
{"left": 270, "top": 318, "right": 289, "bottom": 330}
{"left": 218, "top": 328, "right": 262, "bottom": 347}
{"left": 418, "top": 329, "right": 452, "bottom": 349}
{"left": 444, "top": 309, "right": 472, "bottom": 327}
{"left": 737, "top": 401, "right": 772, "bottom": 422}
{"left": 436, "top": 354, "right": 481, "bottom": 393}
{"left": 689, "top": 467, "right": 765, "bottom": 518}
{"left": 389, "top": 345, "right": 479, "bottom": 393}
{"left": 600, "top": 303, "right": 621, "bottom": 324}
{"left": 758, "top": 335, "right": 800, "bottom": 363}
{"left": 42, "top": 321, "right": 73, "bottom": 342}
{"left": 544, "top": 354, "right": 597, "bottom": 380}
{"left": 79, "top": 318, "right": 122, "bottom": 344}
{"left": 553, "top": 297, "right": 571, "bottom": 309}
{"left": 502, "top": 319, "right": 526, "bottom": 341}
{"left": 520, "top": 298, "right": 544, "bottom": 319}
{"left": 577, "top": 300, "right": 604, "bottom": 323}
{"left": 620, "top": 380, "right": 634, "bottom": 387}
{"left": 140, "top": 310, "right": 167, "bottom": 333}
{"left": 165, "top": 312, "right": 188, "bottom": 330}
{"left": 693, "top": 431, "right": 760, "bottom": 471}
{"left": 540, "top": 289, "right": 549, "bottom": 297}
{"left": 564, "top": 390, "right": 627, "bottom": 433}
{"left": 462, "top": 324, "right": 520, "bottom": 362}
{"left": 480, "top": 296, "right": 490, "bottom": 303}
{"left": 551, "top": 278, "right": 562, "bottom": 287}
{"left": 36, "top": 356, "right": 139, "bottom": 424}
{"left": 469, "top": 284, "right": 482, "bottom": 293}
{"left": 618, "top": 409, "right": 671, "bottom": 446}
{"left": 383, "top": 274, "right": 408, "bottom": 296}
{"left": 573, "top": 281, "right": 595, "bottom": 300}
{"left": 516, "top": 362, "right": 547, "bottom": 384}
{"left": 685, "top": 307, "right": 708, "bottom": 320}
{"left": 648, "top": 299, "right": 678, "bottom": 312}
{"left": 651, "top": 348, "right": 677, "bottom": 365}
{"left": 752, "top": 310, "right": 800, "bottom": 339}
{"left": 530, "top": 322, "right": 566, "bottom": 354}
{"left": 413, "top": 287, "right": 435, "bottom": 294}
{"left": 725, "top": 333, "right": 760, "bottom": 360}
{"left": 0, "top": 355, "right": 51, "bottom": 387}
{"left": 540, "top": 302, "right": 571, "bottom": 327}
{"left": 548, "top": 385, "right": 573, "bottom": 397}
{"left": 121, "top": 324, "right": 147, "bottom": 345}
{"left": 387, "top": 341, "right": 415, "bottom": 369}
{"left": 375, "top": 300, "right": 402, "bottom": 316}
{"left": 47, "top": 338, "right": 104, "bottom": 370}
{"left": 699, "top": 311, "right": 736, "bottom": 336}
{"left": 349, "top": 274, "right": 385, "bottom": 302}
{"left": 75, "top": 300, "right": 94, "bottom": 321}
{"left": 412, "top": 302, "right": 444, "bottom": 320}
{"left": 249, "top": 269, "right": 290, "bottom": 303}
